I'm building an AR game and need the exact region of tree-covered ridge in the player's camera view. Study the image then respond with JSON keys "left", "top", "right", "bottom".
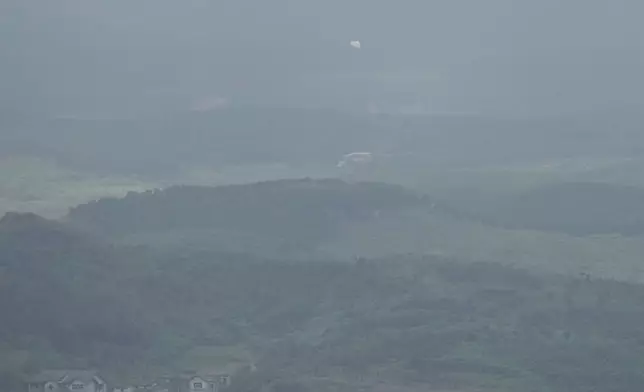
{"left": 63, "top": 178, "right": 644, "bottom": 283}
{"left": 4, "top": 211, "right": 644, "bottom": 391}
{"left": 0, "top": 213, "right": 155, "bottom": 390}
{"left": 68, "top": 178, "right": 644, "bottom": 242}
{"left": 66, "top": 179, "right": 432, "bottom": 246}
{"left": 277, "top": 257, "right": 644, "bottom": 392}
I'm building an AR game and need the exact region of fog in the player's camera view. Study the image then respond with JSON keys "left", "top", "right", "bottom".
{"left": 2, "top": 0, "right": 644, "bottom": 118}
{"left": 4, "top": 2, "right": 644, "bottom": 392}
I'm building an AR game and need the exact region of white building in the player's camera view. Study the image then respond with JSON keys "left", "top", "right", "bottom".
{"left": 166, "top": 373, "right": 231, "bottom": 392}
{"left": 26, "top": 370, "right": 108, "bottom": 392}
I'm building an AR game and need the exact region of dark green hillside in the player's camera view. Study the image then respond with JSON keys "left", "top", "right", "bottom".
{"left": 6, "top": 209, "right": 644, "bottom": 391}
{"left": 485, "top": 182, "right": 644, "bottom": 235}
{"left": 257, "top": 257, "right": 644, "bottom": 392}
{"left": 232, "top": 256, "right": 644, "bottom": 392}
{"left": 0, "top": 213, "right": 156, "bottom": 389}
{"left": 0, "top": 212, "right": 355, "bottom": 385}
{"left": 66, "top": 179, "right": 432, "bottom": 251}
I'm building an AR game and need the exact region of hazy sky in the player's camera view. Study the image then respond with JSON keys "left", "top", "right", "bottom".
{"left": 2, "top": 0, "right": 643, "bottom": 117}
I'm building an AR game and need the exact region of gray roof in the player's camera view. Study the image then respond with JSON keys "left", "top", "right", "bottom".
{"left": 171, "top": 373, "right": 228, "bottom": 382}
{"left": 27, "top": 370, "right": 102, "bottom": 384}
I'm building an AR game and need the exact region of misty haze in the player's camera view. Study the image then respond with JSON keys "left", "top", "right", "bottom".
{"left": 2, "top": 1, "right": 644, "bottom": 392}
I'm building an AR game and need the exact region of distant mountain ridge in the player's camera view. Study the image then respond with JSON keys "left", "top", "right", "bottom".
{"left": 479, "top": 181, "right": 644, "bottom": 236}
{"left": 7, "top": 106, "right": 644, "bottom": 176}
{"left": 66, "top": 179, "right": 436, "bottom": 253}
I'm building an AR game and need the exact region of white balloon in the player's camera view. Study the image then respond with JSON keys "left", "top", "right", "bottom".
{"left": 350, "top": 40, "right": 361, "bottom": 49}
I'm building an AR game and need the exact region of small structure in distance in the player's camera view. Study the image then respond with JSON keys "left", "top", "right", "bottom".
{"left": 26, "top": 369, "right": 108, "bottom": 392}
{"left": 337, "top": 152, "right": 373, "bottom": 168}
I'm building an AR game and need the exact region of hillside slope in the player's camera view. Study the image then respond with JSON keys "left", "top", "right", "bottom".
{"left": 0, "top": 213, "right": 156, "bottom": 388}
{"left": 482, "top": 182, "right": 644, "bottom": 235}
{"left": 4, "top": 211, "right": 644, "bottom": 391}
{"left": 66, "top": 179, "right": 435, "bottom": 254}
{"left": 65, "top": 179, "right": 644, "bottom": 282}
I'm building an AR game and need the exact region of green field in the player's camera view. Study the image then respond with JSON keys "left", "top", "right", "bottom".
{"left": 0, "top": 156, "right": 154, "bottom": 218}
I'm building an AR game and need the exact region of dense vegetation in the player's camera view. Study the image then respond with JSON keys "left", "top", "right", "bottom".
{"left": 4, "top": 180, "right": 644, "bottom": 391}
{"left": 0, "top": 213, "right": 152, "bottom": 389}
{"left": 65, "top": 179, "right": 644, "bottom": 282}
{"left": 6, "top": 4, "right": 644, "bottom": 391}
{"left": 66, "top": 179, "right": 434, "bottom": 256}
{"left": 68, "top": 178, "right": 644, "bottom": 241}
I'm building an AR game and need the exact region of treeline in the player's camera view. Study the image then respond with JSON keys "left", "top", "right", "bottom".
{"left": 66, "top": 179, "right": 431, "bottom": 249}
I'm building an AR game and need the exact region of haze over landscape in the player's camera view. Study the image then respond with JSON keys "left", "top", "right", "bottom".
{"left": 3, "top": 1, "right": 644, "bottom": 392}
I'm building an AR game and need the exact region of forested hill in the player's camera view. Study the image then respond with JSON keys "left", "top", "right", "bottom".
{"left": 5, "top": 212, "right": 644, "bottom": 391}
{"left": 7, "top": 179, "right": 644, "bottom": 390}
{"left": 66, "top": 179, "right": 435, "bottom": 243}
{"left": 69, "top": 178, "right": 644, "bottom": 241}
{"left": 0, "top": 212, "right": 154, "bottom": 389}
